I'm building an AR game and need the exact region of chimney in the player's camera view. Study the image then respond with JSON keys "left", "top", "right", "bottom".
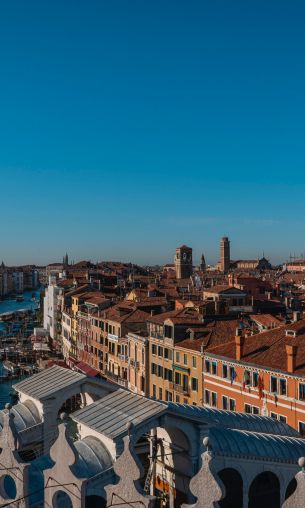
{"left": 235, "top": 329, "right": 244, "bottom": 361}
{"left": 286, "top": 344, "right": 297, "bottom": 374}
{"left": 293, "top": 311, "right": 301, "bottom": 322}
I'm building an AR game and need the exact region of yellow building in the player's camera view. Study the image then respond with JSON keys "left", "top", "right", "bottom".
{"left": 147, "top": 308, "right": 202, "bottom": 402}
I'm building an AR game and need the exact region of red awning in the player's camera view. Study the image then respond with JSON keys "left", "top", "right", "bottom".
{"left": 48, "top": 360, "right": 67, "bottom": 368}
{"left": 75, "top": 361, "right": 99, "bottom": 377}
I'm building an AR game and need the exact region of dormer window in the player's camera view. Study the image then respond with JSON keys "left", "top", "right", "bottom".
{"left": 286, "top": 330, "right": 297, "bottom": 338}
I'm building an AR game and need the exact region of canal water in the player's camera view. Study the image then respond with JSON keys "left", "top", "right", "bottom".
{"left": 0, "top": 288, "right": 42, "bottom": 408}
{"left": 0, "top": 369, "right": 23, "bottom": 408}
{"left": 0, "top": 289, "right": 41, "bottom": 316}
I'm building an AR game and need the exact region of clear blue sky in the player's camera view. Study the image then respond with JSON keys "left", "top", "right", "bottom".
{"left": 0, "top": 0, "right": 304, "bottom": 266}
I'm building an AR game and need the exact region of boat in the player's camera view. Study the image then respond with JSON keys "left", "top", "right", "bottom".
{"left": 2, "top": 360, "right": 20, "bottom": 376}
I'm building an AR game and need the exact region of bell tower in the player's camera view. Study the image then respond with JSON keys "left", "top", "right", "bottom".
{"left": 175, "top": 245, "right": 193, "bottom": 279}
{"left": 220, "top": 236, "right": 230, "bottom": 272}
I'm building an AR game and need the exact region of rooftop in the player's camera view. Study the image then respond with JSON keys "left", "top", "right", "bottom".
{"left": 73, "top": 389, "right": 167, "bottom": 439}
{"left": 14, "top": 366, "right": 86, "bottom": 401}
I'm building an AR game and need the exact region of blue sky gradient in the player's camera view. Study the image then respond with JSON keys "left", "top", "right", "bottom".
{"left": 0, "top": 1, "right": 304, "bottom": 265}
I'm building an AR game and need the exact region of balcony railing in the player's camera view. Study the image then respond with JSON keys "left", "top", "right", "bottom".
{"left": 118, "top": 354, "right": 129, "bottom": 362}
{"left": 174, "top": 384, "right": 189, "bottom": 395}
{"left": 105, "top": 370, "right": 128, "bottom": 388}
{"left": 129, "top": 359, "right": 140, "bottom": 369}
{"left": 150, "top": 332, "right": 164, "bottom": 340}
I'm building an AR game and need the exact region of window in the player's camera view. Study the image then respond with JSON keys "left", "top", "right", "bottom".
{"left": 157, "top": 365, "right": 163, "bottom": 378}
{"left": 152, "top": 384, "right": 156, "bottom": 399}
{"left": 222, "top": 396, "right": 228, "bottom": 410}
{"left": 164, "top": 368, "right": 173, "bottom": 382}
{"left": 205, "top": 360, "right": 210, "bottom": 373}
{"left": 182, "top": 375, "right": 188, "bottom": 392}
{"left": 211, "top": 361, "right": 217, "bottom": 375}
{"left": 191, "top": 377, "right": 198, "bottom": 391}
{"left": 299, "top": 384, "right": 305, "bottom": 401}
{"left": 183, "top": 354, "right": 188, "bottom": 366}
{"left": 164, "top": 325, "right": 173, "bottom": 339}
{"left": 299, "top": 422, "right": 305, "bottom": 436}
{"left": 229, "top": 366, "right": 235, "bottom": 382}
{"left": 222, "top": 364, "right": 228, "bottom": 378}
{"left": 279, "top": 378, "right": 287, "bottom": 396}
{"left": 270, "top": 376, "right": 278, "bottom": 393}
{"left": 252, "top": 372, "right": 259, "bottom": 387}
{"left": 271, "top": 412, "right": 286, "bottom": 423}
{"left": 229, "top": 398, "right": 236, "bottom": 411}
{"left": 164, "top": 348, "right": 169, "bottom": 359}
{"left": 245, "top": 404, "right": 260, "bottom": 415}
{"left": 159, "top": 387, "right": 163, "bottom": 400}
{"left": 176, "top": 395, "right": 180, "bottom": 403}
{"left": 175, "top": 352, "right": 180, "bottom": 363}
{"left": 175, "top": 372, "right": 181, "bottom": 385}
{"left": 211, "top": 392, "right": 217, "bottom": 407}
{"left": 192, "top": 356, "right": 197, "bottom": 368}
{"left": 165, "top": 390, "right": 173, "bottom": 402}
{"left": 152, "top": 344, "right": 157, "bottom": 355}
{"left": 151, "top": 363, "right": 157, "bottom": 375}
{"left": 243, "top": 370, "right": 251, "bottom": 386}
{"left": 204, "top": 390, "right": 210, "bottom": 405}
{"left": 158, "top": 346, "right": 163, "bottom": 357}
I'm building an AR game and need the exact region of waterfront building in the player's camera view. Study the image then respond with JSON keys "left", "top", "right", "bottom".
{"left": 147, "top": 308, "right": 202, "bottom": 402}
{"left": 43, "top": 277, "right": 63, "bottom": 342}
{"left": 126, "top": 331, "right": 150, "bottom": 396}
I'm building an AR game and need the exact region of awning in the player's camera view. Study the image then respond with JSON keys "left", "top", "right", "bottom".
{"left": 76, "top": 361, "right": 99, "bottom": 377}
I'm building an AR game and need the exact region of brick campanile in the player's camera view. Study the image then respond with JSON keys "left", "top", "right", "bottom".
{"left": 220, "top": 236, "right": 230, "bottom": 272}
{"left": 175, "top": 245, "right": 193, "bottom": 279}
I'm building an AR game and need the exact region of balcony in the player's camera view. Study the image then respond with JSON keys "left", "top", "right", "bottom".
{"left": 129, "top": 359, "right": 140, "bottom": 369}
{"left": 105, "top": 370, "right": 128, "bottom": 388}
{"left": 150, "top": 332, "right": 164, "bottom": 340}
{"left": 174, "top": 384, "right": 189, "bottom": 395}
{"left": 118, "top": 354, "right": 129, "bottom": 362}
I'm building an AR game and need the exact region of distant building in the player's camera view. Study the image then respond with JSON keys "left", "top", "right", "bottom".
{"left": 200, "top": 253, "right": 206, "bottom": 272}
{"left": 285, "top": 260, "right": 305, "bottom": 273}
{"left": 175, "top": 245, "right": 193, "bottom": 279}
{"left": 220, "top": 236, "right": 230, "bottom": 272}
{"left": 230, "top": 257, "right": 272, "bottom": 271}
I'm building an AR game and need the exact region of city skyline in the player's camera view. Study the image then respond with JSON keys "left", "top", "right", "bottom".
{"left": 1, "top": 1, "right": 305, "bottom": 264}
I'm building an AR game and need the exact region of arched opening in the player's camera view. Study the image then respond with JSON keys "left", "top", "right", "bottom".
{"left": 218, "top": 468, "right": 243, "bottom": 508}
{"left": 248, "top": 471, "right": 280, "bottom": 508}
{"left": 285, "top": 477, "right": 297, "bottom": 500}
{"left": 58, "top": 393, "right": 83, "bottom": 415}
{"left": 0, "top": 475, "right": 17, "bottom": 499}
{"left": 135, "top": 425, "right": 193, "bottom": 508}
{"left": 85, "top": 495, "right": 107, "bottom": 507}
{"left": 52, "top": 490, "right": 73, "bottom": 508}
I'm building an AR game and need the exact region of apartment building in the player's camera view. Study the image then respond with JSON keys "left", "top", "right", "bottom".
{"left": 127, "top": 331, "right": 150, "bottom": 396}
{"left": 203, "top": 314, "right": 305, "bottom": 433}
{"left": 98, "top": 303, "right": 149, "bottom": 385}
{"left": 147, "top": 308, "right": 203, "bottom": 402}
